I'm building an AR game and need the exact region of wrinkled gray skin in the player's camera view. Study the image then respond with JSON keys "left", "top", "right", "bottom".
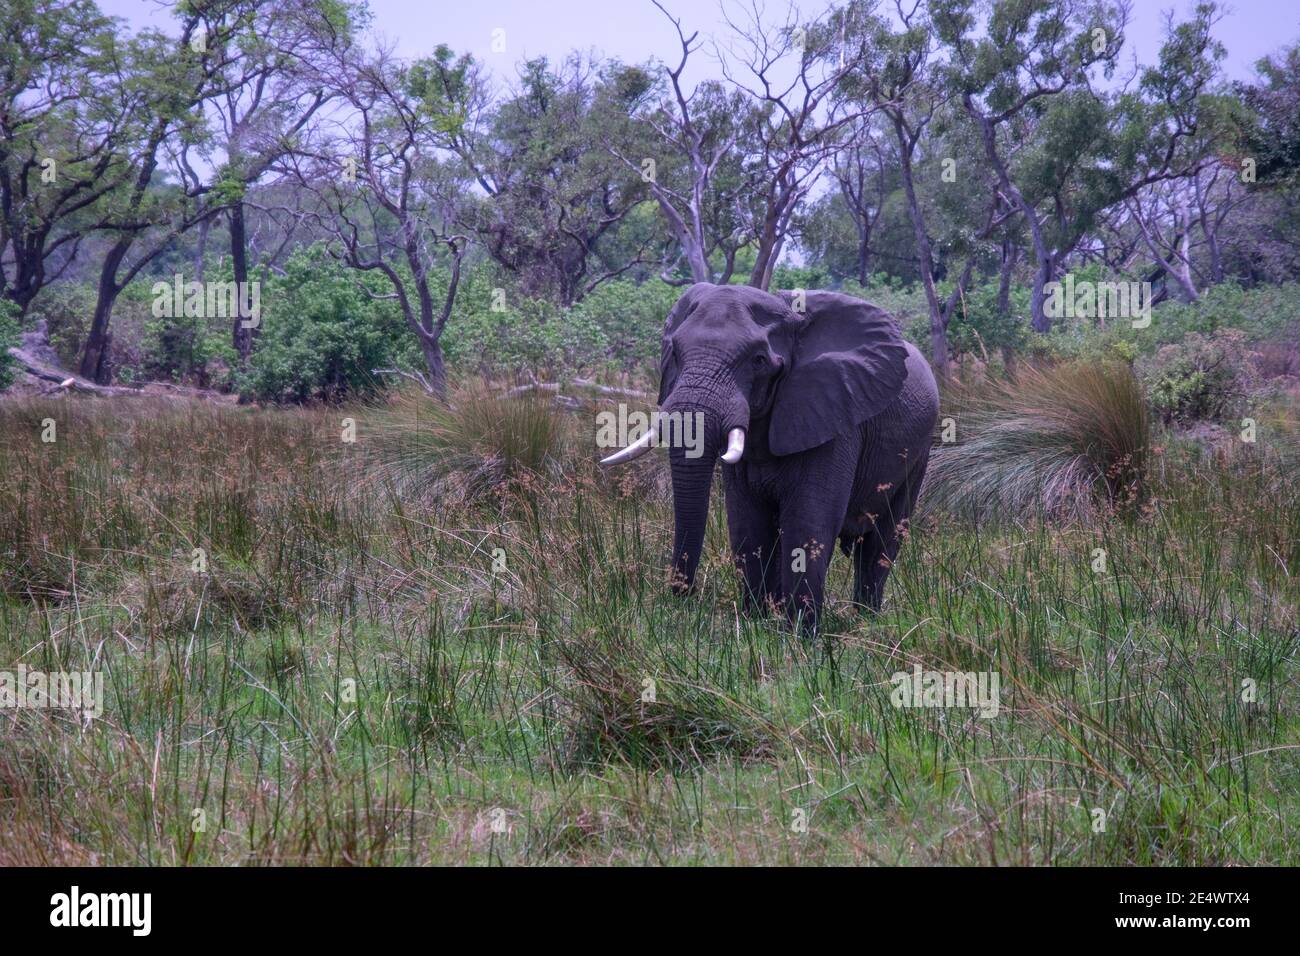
{"left": 652, "top": 283, "right": 938, "bottom": 632}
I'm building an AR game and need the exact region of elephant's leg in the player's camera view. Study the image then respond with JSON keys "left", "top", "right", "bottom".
{"left": 778, "top": 494, "right": 848, "bottom": 633}
{"left": 723, "top": 474, "right": 778, "bottom": 613}
{"left": 850, "top": 531, "right": 886, "bottom": 610}
{"left": 767, "top": 530, "right": 786, "bottom": 610}
{"left": 863, "top": 449, "right": 930, "bottom": 610}
{"left": 778, "top": 523, "right": 837, "bottom": 631}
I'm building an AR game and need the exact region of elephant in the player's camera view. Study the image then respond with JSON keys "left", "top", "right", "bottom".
{"left": 601, "top": 282, "right": 939, "bottom": 632}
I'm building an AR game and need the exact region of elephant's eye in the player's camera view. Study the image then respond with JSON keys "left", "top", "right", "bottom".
{"left": 752, "top": 353, "right": 768, "bottom": 370}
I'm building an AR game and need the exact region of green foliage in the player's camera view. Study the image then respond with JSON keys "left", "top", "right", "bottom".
{"left": 946, "top": 280, "right": 1030, "bottom": 360}
{"left": 1139, "top": 328, "right": 1255, "bottom": 424}
{"left": 140, "top": 268, "right": 237, "bottom": 388}
{"left": 1045, "top": 281, "right": 1300, "bottom": 365}
{"left": 566, "top": 279, "right": 681, "bottom": 370}
{"left": 441, "top": 274, "right": 681, "bottom": 377}
{"left": 240, "top": 247, "right": 407, "bottom": 403}
{"left": 21, "top": 283, "right": 96, "bottom": 370}
{"left": 405, "top": 44, "right": 476, "bottom": 135}
{"left": 771, "top": 264, "right": 832, "bottom": 291}
{"left": 1238, "top": 43, "right": 1300, "bottom": 189}
{"left": 0, "top": 300, "right": 19, "bottom": 390}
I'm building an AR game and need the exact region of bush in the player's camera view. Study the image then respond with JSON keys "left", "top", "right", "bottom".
{"left": 923, "top": 361, "right": 1149, "bottom": 522}
{"left": 0, "top": 301, "right": 19, "bottom": 390}
{"left": 23, "top": 283, "right": 97, "bottom": 368}
{"left": 947, "top": 280, "right": 1031, "bottom": 363}
{"left": 140, "top": 277, "right": 237, "bottom": 388}
{"left": 1253, "top": 328, "right": 1300, "bottom": 380}
{"left": 443, "top": 275, "right": 681, "bottom": 378}
{"left": 1139, "top": 329, "right": 1255, "bottom": 424}
{"left": 1044, "top": 281, "right": 1300, "bottom": 365}
{"left": 566, "top": 279, "right": 679, "bottom": 371}
{"left": 241, "top": 247, "right": 408, "bottom": 403}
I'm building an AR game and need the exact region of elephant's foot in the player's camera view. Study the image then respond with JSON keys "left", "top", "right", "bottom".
{"left": 783, "top": 593, "right": 822, "bottom": 637}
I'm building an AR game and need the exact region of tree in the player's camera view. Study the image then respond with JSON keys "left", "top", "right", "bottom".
{"left": 935, "top": 0, "right": 1128, "bottom": 333}
{"left": 79, "top": 4, "right": 254, "bottom": 383}
{"left": 1238, "top": 43, "right": 1300, "bottom": 190}
{"left": 828, "top": 113, "right": 890, "bottom": 284}
{"left": 298, "top": 42, "right": 472, "bottom": 398}
{"left": 609, "top": 1, "right": 751, "bottom": 285}
{"left": 0, "top": 0, "right": 130, "bottom": 312}
{"left": 720, "top": 0, "right": 875, "bottom": 290}
{"left": 202, "top": 0, "right": 355, "bottom": 365}
{"left": 454, "top": 54, "right": 655, "bottom": 305}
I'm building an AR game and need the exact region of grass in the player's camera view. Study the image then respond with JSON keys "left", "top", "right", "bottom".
{"left": 924, "top": 361, "right": 1150, "bottom": 522}
{"left": 0, "top": 382, "right": 1297, "bottom": 865}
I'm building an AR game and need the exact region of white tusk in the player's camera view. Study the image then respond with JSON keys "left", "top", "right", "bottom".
{"left": 720, "top": 428, "right": 745, "bottom": 464}
{"left": 599, "top": 427, "right": 656, "bottom": 466}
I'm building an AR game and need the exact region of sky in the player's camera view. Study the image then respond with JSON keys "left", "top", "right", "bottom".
{"left": 100, "top": 0, "right": 1299, "bottom": 87}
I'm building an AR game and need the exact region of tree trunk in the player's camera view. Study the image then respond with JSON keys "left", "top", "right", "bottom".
{"left": 965, "top": 98, "right": 1054, "bottom": 334}
{"left": 892, "top": 119, "right": 947, "bottom": 369}
{"left": 856, "top": 227, "right": 871, "bottom": 285}
{"left": 998, "top": 241, "right": 1018, "bottom": 376}
{"left": 418, "top": 333, "right": 448, "bottom": 400}
{"left": 749, "top": 212, "right": 781, "bottom": 290}
{"left": 230, "top": 202, "right": 257, "bottom": 364}
{"left": 193, "top": 216, "right": 209, "bottom": 283}
{"left": 79, "top": 240, "right": 130, "bottom": 384}
{"left": 1172, "top": 203, "right": 1199, "bottom": 302}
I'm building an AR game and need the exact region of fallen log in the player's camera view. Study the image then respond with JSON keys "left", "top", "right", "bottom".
{"left": 502, "top": 377, "right": 653, "bottom": 402}
{"left": 7, "top": 346, "right": 140, "bottom": 396}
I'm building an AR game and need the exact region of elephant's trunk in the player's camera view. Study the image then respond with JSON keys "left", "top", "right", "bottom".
{"left": 667, "top": 424, "right": 718, "bottom": 594}
{"left": 662, "top": 376, "right": 748, "bottom": 593}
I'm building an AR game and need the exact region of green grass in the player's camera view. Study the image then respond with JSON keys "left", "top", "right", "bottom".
{"left": 0, "top": 387, "right": 1297, "bottom": 865}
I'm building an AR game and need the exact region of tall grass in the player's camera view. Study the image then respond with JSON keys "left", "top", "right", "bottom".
{"left": 924, "top": 362, "right": 1150, "bottom": 522}
{"left": 358, "top": 383, "right": 571, "bottom": 506}
{"left": 0, "top": 383, "right": 1296, "bottom": 865}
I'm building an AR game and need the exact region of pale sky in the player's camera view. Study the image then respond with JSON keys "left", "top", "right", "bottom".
{"left": 100, "top": 0, "right": 1299, "bottom": 86}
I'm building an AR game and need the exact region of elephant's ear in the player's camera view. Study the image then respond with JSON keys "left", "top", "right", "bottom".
{"left": 768, "top": 291, "right": 909, "bottom": 456}
{"left": 657, "top": 282, "right": 713, "bottom": 406}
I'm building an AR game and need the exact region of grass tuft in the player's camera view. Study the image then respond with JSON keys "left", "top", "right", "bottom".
{"left": 924, "top": 361, "right": 1150, "bottom": 522}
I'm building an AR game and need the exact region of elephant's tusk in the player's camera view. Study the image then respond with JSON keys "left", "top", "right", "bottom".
{"left": 720, "top": 428, "right": 745, "bottom": 464}
{"left": 599, "top": 427, "right": 656, "bottom": 466}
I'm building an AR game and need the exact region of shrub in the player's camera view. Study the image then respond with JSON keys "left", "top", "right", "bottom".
{"left": 23, "top": 283, "right": 97, "bottom": 368}
{"left": 443, "top": 275, "right": 680, "bottom": 378}
{"left": 1253, "top": 328, "right": 1300, "bottom": 380}
{"left": 947, "top": 280, "right": 1031, "bottom": 363}
{"left": 1139, "top": 329, "right": 1255, "bottom": 424}
{"left": 566, "top": 279, "right": 679, "bottom": 371}
{"left": 140, "top": 278, "right": 237, "bottom": 388}
{"left": 1044, "top": 281, "right": 1300, "bottom": 365}
{"left": 241, "top": 247, "right": 407, "bottom": 403}
{"left": 0, "top": 301, "right": 19, "bottom": 391}
{"left": 923, "top": 361, "right": 1149, "bottom": 522}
